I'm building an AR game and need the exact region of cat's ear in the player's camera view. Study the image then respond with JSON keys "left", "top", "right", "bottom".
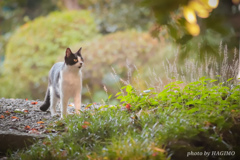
{"left": 65, "top": 48, "right": 72, "bottom": 58}
{"left": 77, "top": 47, "right": 82, "bottom": 55}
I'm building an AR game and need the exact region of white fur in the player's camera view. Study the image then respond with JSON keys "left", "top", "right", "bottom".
{"left": 50, "top": 61, "right": 83, "bottom": 119}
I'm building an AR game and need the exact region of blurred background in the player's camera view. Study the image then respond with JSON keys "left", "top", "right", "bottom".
{"left": 0, "top": 0, "right": 239, "bottom": 104}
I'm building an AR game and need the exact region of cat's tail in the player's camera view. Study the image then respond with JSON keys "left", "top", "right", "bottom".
{"left": 40, "top": 87, "right": 51, "bottom": 111}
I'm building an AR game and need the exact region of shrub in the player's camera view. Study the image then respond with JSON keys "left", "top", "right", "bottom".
{"left": 70, "top": 30, "right": 163, "bottom": 103}
{"left": 1, "top": 10, "right": 98, "bottom": 99}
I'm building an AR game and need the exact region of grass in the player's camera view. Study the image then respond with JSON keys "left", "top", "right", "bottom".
{"left": 11, "top": 77, "right": 240, "bottom": 160}
{"left": 10, "top": 43, "right": 240, "bottom": 159}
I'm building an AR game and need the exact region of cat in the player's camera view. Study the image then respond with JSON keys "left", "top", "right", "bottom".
{"left": 40, "top": 47, "right": 84, "bottom": 118}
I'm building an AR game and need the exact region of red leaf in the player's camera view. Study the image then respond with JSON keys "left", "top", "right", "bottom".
{"left": 37, "top": 121, "right": 44, "bottom": 124}
{"left": 0, "top": 115, "right": 4, "bottom": 119}
{"left": 81, "top": 125, "right": 88, "bottom": 129}
{"left": 31, "top": 101, "right": 38, "bottom": 105}
{"left": 125, "top": 103, "right": 131, "bottom": 110}
{"left": 24, "top": 125, "right": 31, "bottom": 130}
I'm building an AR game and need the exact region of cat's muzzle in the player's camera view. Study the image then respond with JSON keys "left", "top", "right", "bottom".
{"left": 78, "top": 63, "right": 83, "bottom": 68}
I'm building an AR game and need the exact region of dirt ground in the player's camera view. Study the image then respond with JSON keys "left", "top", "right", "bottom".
{"left": 0, "top": 98, "right": 86, "bottom": 135}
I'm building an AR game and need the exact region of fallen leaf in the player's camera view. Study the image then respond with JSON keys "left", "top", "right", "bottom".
{"left": 11, "top": 116, "right": 19, "bottom": 119}
{"left": 39, "top": 125, "right": 45, "bottom": 129}
{"left": 29, "top": 128, "right": 39, "bottom": 134}
{"left": 25, "top": 98, "right": 28, "bottom": 101}
{"left": 24, "top": 125, "right": 31, "bottom": 130}
{"left": 68, "top": 103, "right": 74, "bottom": 107}
{"left": 0, "top": 115, "right": 4, "bottom": 119}
{"left": 14, "top": 109, "right": 24, "bottom": 113}
{"left": 23, "top": 109, "right": 29, "bottom": 113}
{"left": 4, "top": 111, "right": 10, "bottom": 116}
{"left": 37, "top": 121, "right": 44, "bottom": 124}
{"left": 153, "top": 147, "right": 165, "bottom": 153}
{"left": 31, "top": 101, "right": 38, "bottom": 105}
{"left": 82, "top": 125, "right": 88, "bottom": 129}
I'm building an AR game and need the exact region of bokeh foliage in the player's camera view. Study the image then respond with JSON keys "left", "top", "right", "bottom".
{"left": 66, "top": 30, "right": 162, "bottom": 103}
{"left": 0, "top": 10, "right": 98, "bottom": 99}
{"left": 58, "top": 0, "right": 153, "bottom": 33}
{"left": 142, "top": 0, "right": 240, "bottom": 60}
{"left": 0, "top": 0, "right": 58, "bottom": 56}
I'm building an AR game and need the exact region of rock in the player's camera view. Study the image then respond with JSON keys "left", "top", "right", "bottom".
{"left": 0, "top": 131, "right": 46, "bottom": 156}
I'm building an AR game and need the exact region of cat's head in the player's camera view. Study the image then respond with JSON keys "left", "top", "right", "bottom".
{"left": 65, "top": 47, "right": 84, "bottom": 69}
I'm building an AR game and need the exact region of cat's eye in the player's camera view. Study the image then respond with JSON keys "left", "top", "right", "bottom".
{"left": 74, "top": 59, "right": 78, "bottom": 62}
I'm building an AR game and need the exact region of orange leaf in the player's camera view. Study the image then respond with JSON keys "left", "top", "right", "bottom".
{"left": 11, "top": 116, "right": 19, "bottom": 119}
{"left": 153, "top": 147, "right": 165, "bottom": 153}
{"left": 37, "top": 121, "right": 44, "bottom": 124}
{"left": 24, "top": 125, "right": 31, "bottom": 130}
{"left": 81, "top": 125, "right": 88, "bottom": 129}
{"left": 25, "top": 98, "right": 28, "bottom": 101}
{"left": 23, "top": 110, "right": 29, "bottom": 113}
{"left": 0, "top": 115, "right": 4, "bottom": 119}
{"left": 31, "top": 101, "right": 38, "bottom": 105}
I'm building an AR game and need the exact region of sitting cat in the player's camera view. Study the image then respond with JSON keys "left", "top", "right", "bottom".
{"left": 40, "top": 47, "right": 84, "bottom": 118}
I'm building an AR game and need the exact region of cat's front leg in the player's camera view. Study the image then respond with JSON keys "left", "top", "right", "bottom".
{"left": 60, "top": 96, "right": 69, "bottom": 119}
{"left": 74, "top": 94, "right": 81, "bottom": 114}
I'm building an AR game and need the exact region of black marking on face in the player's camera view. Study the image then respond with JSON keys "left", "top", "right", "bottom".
{"left": 65, "top": 47, "right": 84, "bottom": 66}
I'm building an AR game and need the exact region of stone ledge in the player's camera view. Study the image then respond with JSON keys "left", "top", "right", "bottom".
{"left": 0, "top": 131, "right": 46, "bottom": 156}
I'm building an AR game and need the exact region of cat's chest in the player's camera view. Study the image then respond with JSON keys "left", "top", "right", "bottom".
{"left": 60, "top": 70, "right": 81, "bottom": 87}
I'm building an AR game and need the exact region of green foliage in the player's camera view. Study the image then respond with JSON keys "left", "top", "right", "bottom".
{"left": 0, "top": 10, "right": 98, "bottom": 99}
{"left": 117, "top": 77, "right": 240, "bottom": 112}
{"left": 12, "top": 78, "right": 240, "bottom": 159}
